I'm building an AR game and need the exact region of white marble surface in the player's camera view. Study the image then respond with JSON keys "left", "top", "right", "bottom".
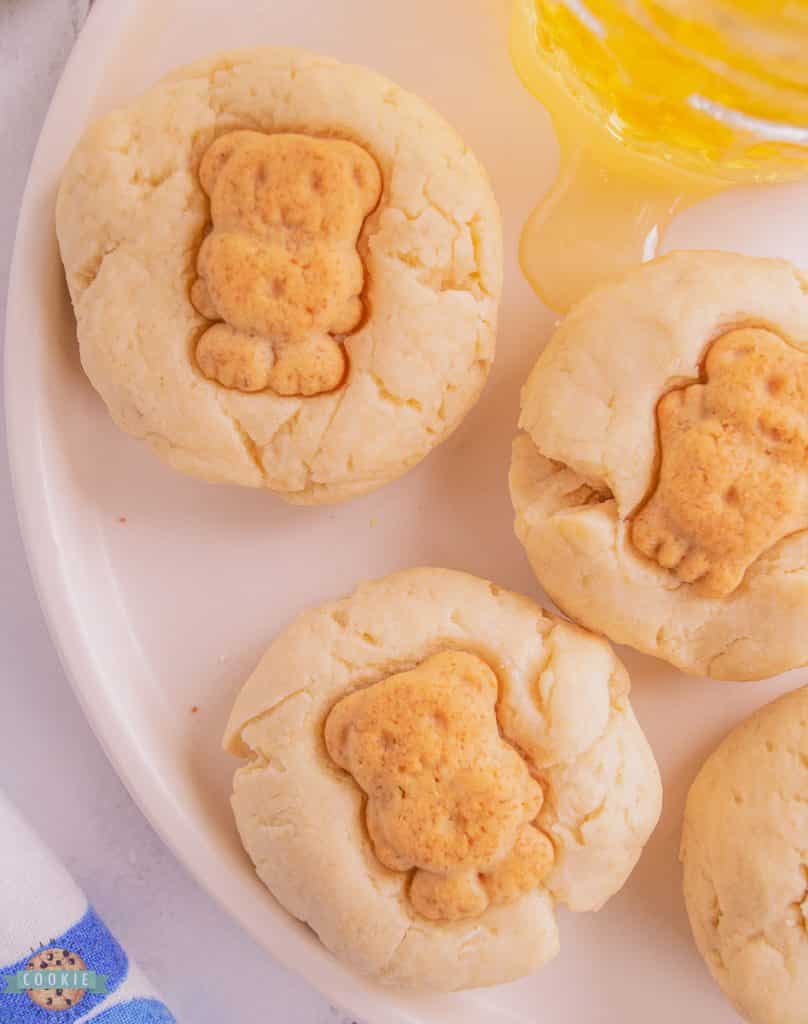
{"left": 0, "top": 3, "right": 353, "bottom": 1021}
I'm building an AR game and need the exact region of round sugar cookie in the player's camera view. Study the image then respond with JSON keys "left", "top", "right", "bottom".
{"left": 682, "top": 685, "right": 808, "bottom": 1024}
{"left": 56, "top": 48, "right": 502, "bottom": 504}
{"left": 510, "top": 251, "right": 808, "bottom": 680}
{"left": 224, "top": 567, "right": 662, "bottom": 990}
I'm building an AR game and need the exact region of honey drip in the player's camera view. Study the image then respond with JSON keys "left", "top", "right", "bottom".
{"left": 511, "top": 0, "right": 808, "bottom": 312}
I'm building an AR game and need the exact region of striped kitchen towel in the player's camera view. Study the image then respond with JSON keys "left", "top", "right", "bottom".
{"left": 0, "top": 789, "right": 175, "bottom": 1023}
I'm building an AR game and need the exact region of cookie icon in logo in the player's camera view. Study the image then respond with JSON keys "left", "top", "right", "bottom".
{"left": 24, "top": 948, "right": 87, "bottom": 1012}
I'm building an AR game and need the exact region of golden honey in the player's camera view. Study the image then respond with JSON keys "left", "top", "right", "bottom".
{"left": 512, "top": 0, "right": 808, "bottom": 311}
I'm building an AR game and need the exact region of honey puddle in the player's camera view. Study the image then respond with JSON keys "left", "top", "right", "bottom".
{"left": 511, "top": 0, "right": 808, "bottom": 312}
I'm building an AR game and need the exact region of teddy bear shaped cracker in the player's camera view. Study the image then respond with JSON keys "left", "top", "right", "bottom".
{"left": 191, "top": 131, "right": 381, "bottom": 397}
{"left": 324, "top": 650, "right": 557, "bottom": 922}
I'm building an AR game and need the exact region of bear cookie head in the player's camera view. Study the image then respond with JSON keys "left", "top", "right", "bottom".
{"left": 324, "top": 650, "right": 555, "bottom": 922}
{"left": 191, "top": 130, "right": 382, "bottom": 397}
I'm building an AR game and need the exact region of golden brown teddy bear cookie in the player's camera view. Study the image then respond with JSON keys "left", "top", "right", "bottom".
{"left": 510, "top": 251, "right": 808, "bottom": 680}
{"left": 191, "top": 131, "right": 382, "bottom": 396}
{"left": 632, "top": 327, "right": 808, "bottom": 598}
{"left": 224, "top": 568, "right": 662, "bottom": 990}
{"left": 56, "top": 48, "right": 502, "bottom": 504}
{"left": 325, "top": 651, "right": 555, "bottom": 922}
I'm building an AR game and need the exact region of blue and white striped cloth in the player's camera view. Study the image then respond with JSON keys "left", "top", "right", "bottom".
{"left": 0, "top": 791, "right": 175, "bottom": 1024}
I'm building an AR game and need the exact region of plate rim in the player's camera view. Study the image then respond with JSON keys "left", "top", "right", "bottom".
{"left": 3, "top": 3, "right": 426, "bottom": 1020}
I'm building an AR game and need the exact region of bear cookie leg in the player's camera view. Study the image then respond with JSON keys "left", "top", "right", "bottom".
{"left": 268, "top": 332, "right": 347, "bottom": 397}
{"left": 195, "top": 324, "right": 274, "bottom": 393}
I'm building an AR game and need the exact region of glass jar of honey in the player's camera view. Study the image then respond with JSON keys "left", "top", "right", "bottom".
{"left": 512, "top": 0, "right": 808, "bottom": 310}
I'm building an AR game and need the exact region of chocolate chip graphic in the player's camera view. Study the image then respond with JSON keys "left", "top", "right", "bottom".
{"left": 25, "top": 948, "right": 88, "bottom": 1011}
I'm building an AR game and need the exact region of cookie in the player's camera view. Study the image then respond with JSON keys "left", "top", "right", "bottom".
{"left": 510, "top": 251, "right": 808, "bottom": 680}
{"left": 24, "top": 949, "right": 87, "bottom": 1011}
{"left": 224, "top": 568, "right": 662, "bottom": 990}
{"left": 681, "top": 685, "right": 808, "bottom": 1024}
{"left": 56, "top": 48, "right": 502, "bottom": 504}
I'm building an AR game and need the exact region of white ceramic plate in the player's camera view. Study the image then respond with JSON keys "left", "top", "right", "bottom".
{"left": 7, "top": 1, "right": 808, "bottom": 1020}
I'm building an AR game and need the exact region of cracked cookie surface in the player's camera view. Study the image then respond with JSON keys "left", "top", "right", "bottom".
{"left": 682, "top": 685, "right": 808, "bottom": 1024}
{"left": 632, "top": 328, "right": 808, "bottom": 598}
{"left": 56, "top": 47, "right": 501, "bottom": 504}
{"left": 511, "top": 251, "right": 808, "bottom": 679}
{"left": 225, "top": 568, "right": 661, "bottom": 990}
